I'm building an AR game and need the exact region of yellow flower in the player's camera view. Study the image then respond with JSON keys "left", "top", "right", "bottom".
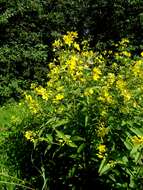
{"left": 107, "top": 73, "right": 115, "bottom": 85}
{"left": 100, "top": 110, "right": 107, "bottom": 117}
{"left": 63, "top": 32, "right": 78, "bottom": 46}
{"left": 98, "top": 96, "right": 105, "bottom": 102}
{"left": 93, "top": 67, "right": 102, "bottom": 80}
{"left": 25, "top": 94, "right": 32, "bottom": 102}
{"left": 115, "top": 52, "right": 119, "bottom": 57}
{"left": 116, "top": 79, "right": 131, "bottom": 102}
{"left": 81, "top": 50, "right": 94, "bottom": 57}
{"left": 68, "top": 31, "right": 78, "bottom": 38}
{"left": 30, "top": 83, "right": 36, "bottom": 89}
{"left": 25, "top": 94, "right": 40, "bottom": 114}
{"left": 98, "top": 87, "right": 113, "bottom": 104}
{"left": 51, "top": 67, "right": 60, "bottom": 75}
{"left": 35, "top": 86, "right": 49, "bottom": 100}
{"left": 97, "top": 124, "right": 109, "bottom": 138}
{"left": 25, "top": 131, "right": 35, "bottom": 142}
{"left": 47, "top": 80, "right": 54, "bottom": 87}
{"left": 116, "top": 79, "right": 126, "bottom": 90}
{"left": 75, "top": 71, "right": 83, "bottom": 79}
{"left": 55, "top": 94, "right": 64, "bottom": 101}
{"left": 122, "top": 51, "right": 131, "bottom": 57}
{"left": 140, "top": 52, "right": 143, "bottom": 57}
{"left": 131, "top": 135, "right": 143, "bottom": 145}
{"left": 57, "top": 105, "right": 65, "bottom": 114}
{"left": 120, "top": 38, "right": 130, "bottom": 44}
{"left": 52, "top": 39, "right": 62, "bottom": 48}
{"left": 98, "top": 144, "right": 106, "bottom": 153}
{"left": 93, "top": 67, "right": 101, "bottom": 74}
{"left": 93, "top": 74, "right": 100, "bottom": 80}
{"left": 82, "top": 51, "right": 88, "bottom": 57}
{"left": 80, "top": 78, "right": 86, "bottom": 83}
{"left": 132, "top": 60, "right": 143, "bottom": 77}
{"left": 96, "top": 154, "right": 104, "bottom": 159}
{"left": 73, "top": 42, "right": 80, "bottom": 51}
{"left": 133, "top": 101, "right": 138, "bottom": 108}
{"left": 63, "top": 35, "right": 73, "bottom": 46}
{"left": 56, "top": 86, "right": 64, "bottom": 91}
{"left": 49, "top": 62, "right": 55, "bottom": 69}
{"left": 67, "top": 55, "right": 78, "bottom": 71}
{"left": 97, "top": 144, "right": 106, "bottom": 159}
{"left": 122, "top": 89, "right": 131, "bottom": 101}
{"left": 84, "top": 88, "right": 94, "bottom": 96}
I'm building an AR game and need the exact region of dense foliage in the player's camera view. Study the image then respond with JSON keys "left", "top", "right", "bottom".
{"left": 0, "top": 0, "right": 143, "bottom": 189}
{"left": 0, "top": 0, "right": 143, "bottom": 104}
{"left": 0, "top": 32, "right": 143, "bottom": 189}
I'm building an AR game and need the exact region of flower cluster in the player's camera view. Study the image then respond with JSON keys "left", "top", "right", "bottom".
{"left": 116, "top": 78, "right": 131, "bottom": 102}
{"left": 25, "top": 130, "right": 35, "bottom": 142}
{"left": 20, "top": 32, "right": 143, "bottom": 187}
{"left": 97, "top": 144, "right": 106, "bottom": 159}
{"left": 131, "top": 135, "right": 143, "bottom": 145}
{"left": 132, "top": 60, "right": 143, "bottom": 78}
{"left": 53, "top": 31, "right": 80, "bottom": 51}
{"left": 25, "top": 93, "right": 40, "bottom": 114}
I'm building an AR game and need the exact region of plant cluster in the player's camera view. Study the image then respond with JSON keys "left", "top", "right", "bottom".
{"left": 1, "top": 32, "right": 143, "bottom": 189}
{"left": 0, "top": 0, "right": 143, "bottom": 105}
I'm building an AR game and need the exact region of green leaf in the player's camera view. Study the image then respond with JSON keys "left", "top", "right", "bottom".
{"left": 124, "top": 139, "right": 132, "bottom": 150}
{"left": 139, "top": 13, "right": 143, "bottom": 26}
{"left": 130, "top": 146, "right": 139, "bottom": 155}
{"left": 77, "top": 143, "right": 85, "bottom": 153}
{"left": 122, "top": 156, "right": 128, "bottom": 164}
{"left": 67, "top": 141, "right": 77, "bottom": 148}
{"left": 46, "top": 134, "right": 53, "bottom": 143}
{"left": 68, "top": 166, "right": 76, "bottom": 177}
{"left": 130, "top": 127, "right": 143, "bottom": 136}
{"left": 98, "top": 157, "right": 112, "bottom": 175}
{"left": 56, "top": 130, "right": 77, "bottom": 147}
{"left": 99, "top": 163, "right": 111, "bottom": 176}
{"left": 69, "top": 154, "right": 78, "bottom": 159}
{"left": 71, "top": 136, "right": 85, "bottom": 141}
{"left": 56, "top": 130, "right": 67, "bottom": 139}
{"left": 134, "top": 151, "right": 140, "bottom": 162}
{"left": 54, "top": 119, "right": 69, "bottom": 128}
{"left": 85, "top": 115, "right": 88, "bottom": 127}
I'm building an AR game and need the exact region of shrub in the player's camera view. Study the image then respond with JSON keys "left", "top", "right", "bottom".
{"left": 1, "top": 0, "right": 143, "bottom": 105}
{"left": 1, "top": 32, "right": 143, "bottom": 189}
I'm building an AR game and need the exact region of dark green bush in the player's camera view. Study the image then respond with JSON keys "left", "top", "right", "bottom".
{"left": 0, "top": 0, "right": 143, "bottom": 104}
